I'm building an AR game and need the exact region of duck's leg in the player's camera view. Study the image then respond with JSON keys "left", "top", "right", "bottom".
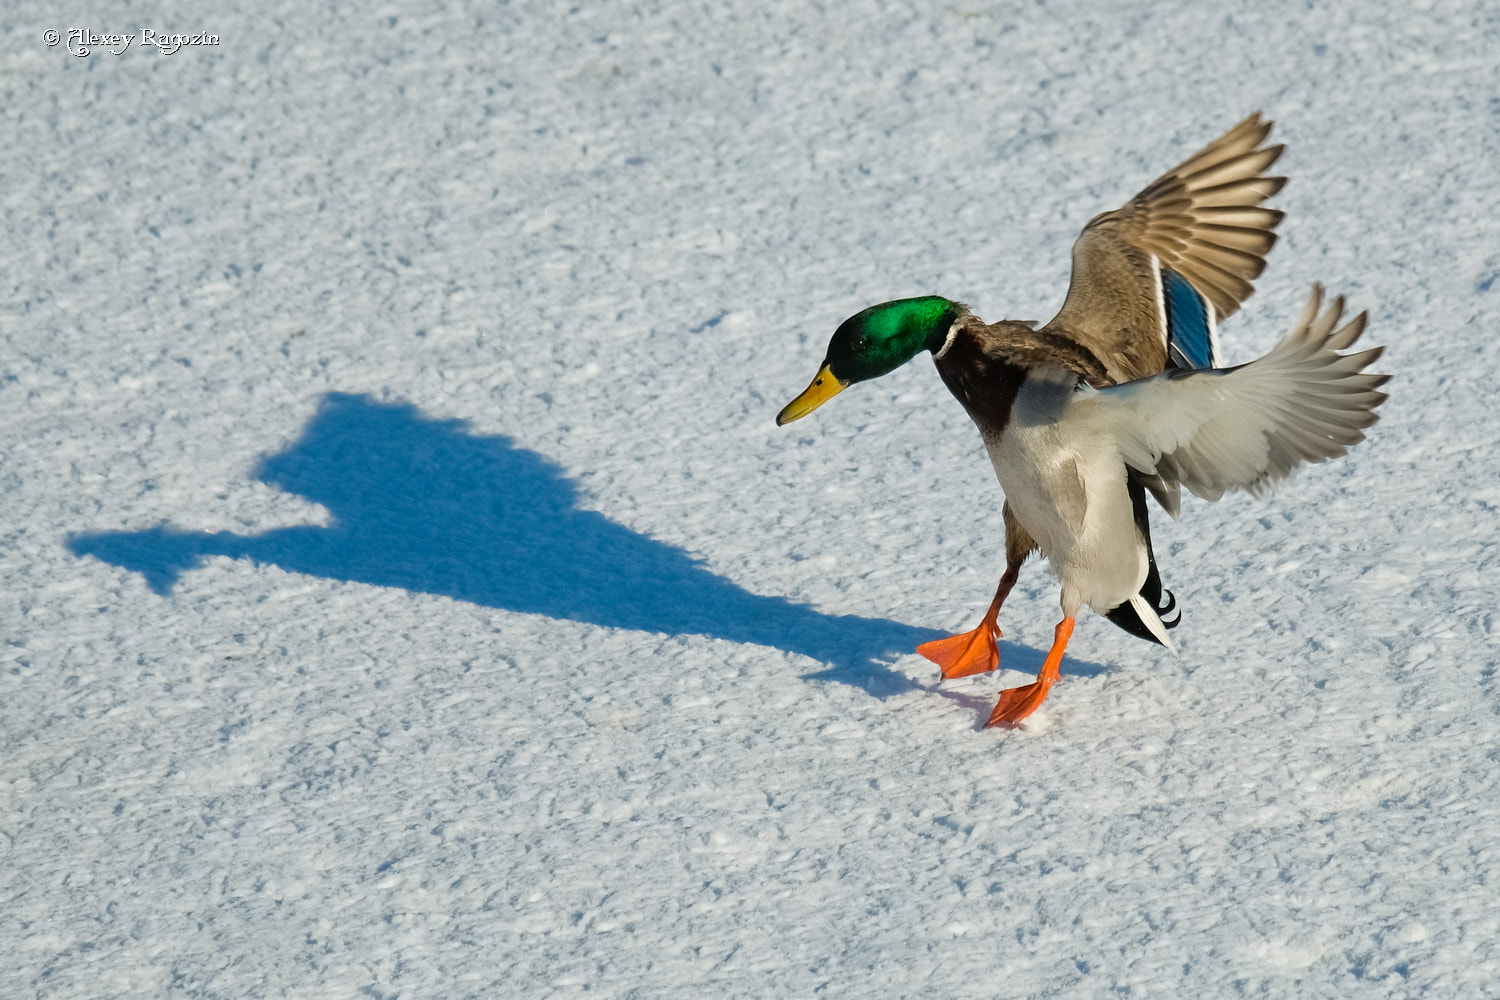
{"left": 984, "top": 616, "right": 1075, "bottom": 728}
{"left": 919, "top": 504, "right": 1037, "bottom": 680}
{"left": 916, "top": 561, "right": 1019, "bottom": 679}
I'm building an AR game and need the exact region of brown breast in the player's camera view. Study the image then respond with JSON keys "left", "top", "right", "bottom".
{"left": 933, "top": 317, "right": 1111, "bottom": 438}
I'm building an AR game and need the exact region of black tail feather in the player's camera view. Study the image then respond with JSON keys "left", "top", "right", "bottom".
{"left": 1104, "top": 476, "right": 1181, "bottom": 645}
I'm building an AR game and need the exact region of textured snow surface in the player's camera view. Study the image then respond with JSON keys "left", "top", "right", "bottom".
{"left": 4, "top": 1, "right": 1499, "bottom": 997}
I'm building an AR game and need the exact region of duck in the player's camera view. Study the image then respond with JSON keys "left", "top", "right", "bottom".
{"left": 775, "top": 114, "right": 1389, "bottom": 728}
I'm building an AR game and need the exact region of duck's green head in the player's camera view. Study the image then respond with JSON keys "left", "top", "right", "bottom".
{"left": 776, "top": 296, "right": 963, "bottom": 426}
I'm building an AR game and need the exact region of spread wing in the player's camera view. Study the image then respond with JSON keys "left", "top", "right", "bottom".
{"left": 1043, "top": 113, "right": 1286, "bottom": 382}
{"left": 1079, "top": 285, "right": 1389, "bottom": 505}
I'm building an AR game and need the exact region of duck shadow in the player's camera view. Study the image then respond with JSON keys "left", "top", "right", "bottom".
{"left": 69, "top": 393, "right": 981, "bottom": 698}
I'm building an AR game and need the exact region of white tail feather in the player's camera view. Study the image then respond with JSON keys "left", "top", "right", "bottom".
{"left": 1129, "top": 594, "right": 1178, "bottom": 652}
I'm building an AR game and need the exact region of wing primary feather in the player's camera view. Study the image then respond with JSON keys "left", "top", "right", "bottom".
{"left": 1189, "top": 176, "right": 1287, "bottom": 206}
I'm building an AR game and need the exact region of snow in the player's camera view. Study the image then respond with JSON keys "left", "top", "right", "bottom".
{"left": 4, "top": 1, "right": 1499, "bottom": 996}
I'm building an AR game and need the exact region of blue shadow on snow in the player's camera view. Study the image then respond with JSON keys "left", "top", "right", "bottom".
{"left": 69, "top": 393, "right": 952, "bottom": 696}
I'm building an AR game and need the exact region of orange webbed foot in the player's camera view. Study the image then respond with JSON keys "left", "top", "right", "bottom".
{"left": 984, "top": 676, "right": 1056, "bottom": 728}
{"left": 917, "top": 622, "right": 1000, "bottom": 679}
{"left": 923, "top": 564, "right": 1021, "bottom": 681}
{"left": 983, "top": 616, "right": 1075, "bottom": 729}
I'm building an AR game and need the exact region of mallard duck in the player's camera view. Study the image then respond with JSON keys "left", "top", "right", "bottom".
{"left": 776, "top": 114, "right": 1389, "bottom": 728}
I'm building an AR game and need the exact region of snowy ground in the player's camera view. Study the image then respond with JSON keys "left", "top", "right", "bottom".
{"left": 4, "top": 1, "right": 1499, "bottom": 996}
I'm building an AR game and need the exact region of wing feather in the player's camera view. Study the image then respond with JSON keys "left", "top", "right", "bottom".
{"left": 1178, "top": 147, "right": 1285, "bottom": 189}
{"left": 1044, "top": 113, "right": 1286, "bottom": 381}
{"left": 1079, "top": 285, "right": 1390, "bottom": 503}
{"left": 1187, "top": 176, "right": 1287, "bottom": 208}
{"left": 1195, "top": 206, "right": 1283, "bottom": 229}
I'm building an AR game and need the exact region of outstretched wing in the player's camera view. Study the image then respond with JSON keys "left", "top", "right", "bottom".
{"left": 1080, "top": 285, "right": 1389, "bottom": 504}
{"left": 1044, "top": 113, "right": 1286, "bottom": 382}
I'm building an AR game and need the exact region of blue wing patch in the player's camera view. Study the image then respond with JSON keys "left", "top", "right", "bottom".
{"left": 1161, "top": 267, "right": 1219, "bottom": 370}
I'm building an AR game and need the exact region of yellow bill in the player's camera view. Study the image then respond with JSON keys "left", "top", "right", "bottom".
{"left": 776, "top": 364, "right": 846, "bottom": 425}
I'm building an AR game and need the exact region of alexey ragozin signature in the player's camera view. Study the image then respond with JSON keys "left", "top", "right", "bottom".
{"left": 43, "top": 28, "right": 221, "bottom": 57}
